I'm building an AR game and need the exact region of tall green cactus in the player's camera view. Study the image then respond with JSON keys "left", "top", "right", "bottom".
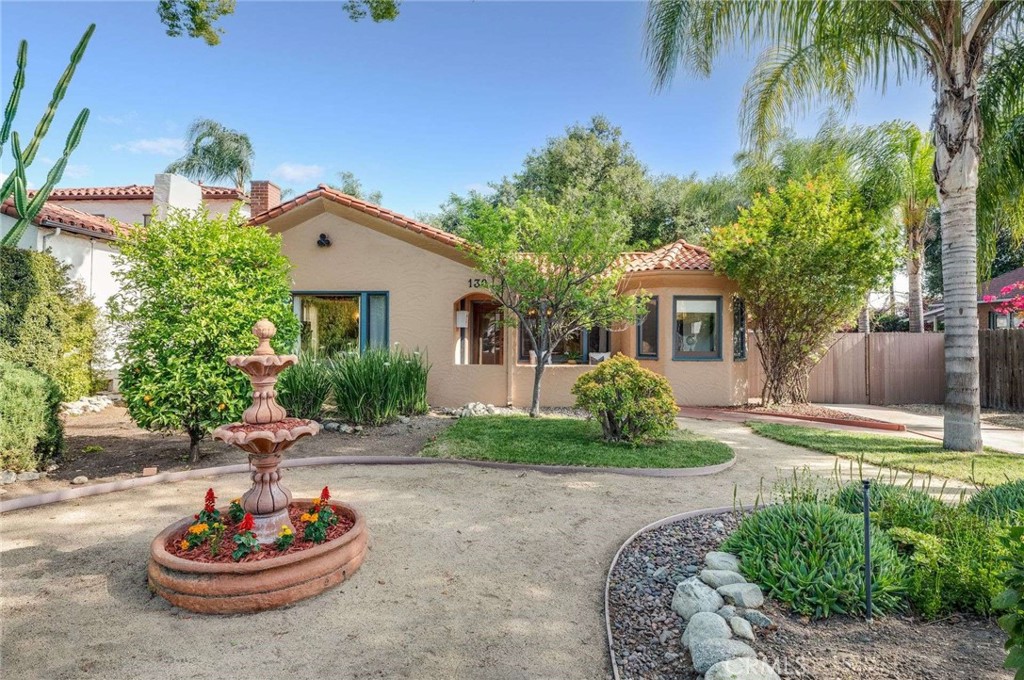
{"left": 1, "top": 24, "right": 94, "bottom": 247}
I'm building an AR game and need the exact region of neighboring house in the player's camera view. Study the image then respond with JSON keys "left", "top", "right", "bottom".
{"left": 924, "top": 266, "right": 1024, "bottom": 330}
{"left": 250, "top": 185, "right": 749, "bottom": 407}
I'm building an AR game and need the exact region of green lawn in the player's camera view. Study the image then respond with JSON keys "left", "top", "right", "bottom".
{"left": 422, "top": 415, "right": 733, "bottom": 469}
{"left": 749, "top": 421, "right": 1024, "bottom": 485}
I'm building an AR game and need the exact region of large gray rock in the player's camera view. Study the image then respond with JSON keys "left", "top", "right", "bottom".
{"left": 740, "top": 609, "right": 774, "bottom": 628}
{"left": 717, "top": 605, "right": 737, "bottom": 620}
{"left": 0, "top": 470, "right": 16, "bottom": 484}
{"left": 700, "top": 569, "right": 747, "bottom": 589}
{"left": 681, "top": 611, "right": 731, "bottom": 649}
{"left": 705, "top": 658, "right": 782, "bottom": 680}
{"left": 705, "top": 551, "right": 741, "bottom": 572}
{"left": 730, "top": 616, "right": 755, "bottom": 641}
{"left": 718, "top": 583, "right": 765, "bottom": 608}
{"left": 16, "top": 471, "right": 40, "bottom": 482}
{"left": 690, "top": 639, "right": 757, "bottom": 674}
{"left": 672, "top": 577, "right": 725, "bottom": 621}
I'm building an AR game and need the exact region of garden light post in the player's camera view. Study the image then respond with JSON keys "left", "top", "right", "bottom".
{"left": 862, "top": 479, "right": 873, "bottom": 623}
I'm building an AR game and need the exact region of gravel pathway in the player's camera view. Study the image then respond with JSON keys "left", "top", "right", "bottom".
{"left": 0, "top": 419, "right": 977, "bottom": 680}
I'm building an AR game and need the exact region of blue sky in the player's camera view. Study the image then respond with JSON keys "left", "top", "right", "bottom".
{"left": 2, "top": 1, "right": 935, "bottom": 217}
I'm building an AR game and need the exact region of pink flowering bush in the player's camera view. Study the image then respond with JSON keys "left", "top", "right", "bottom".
{"left": 983, "top": 281, "right": 1024, "bottom": 327}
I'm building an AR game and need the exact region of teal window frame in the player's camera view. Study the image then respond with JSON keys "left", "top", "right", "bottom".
{"left": 672, "top": 295, "right": 723, "bottom": 361}
{"left": 636, "top": 296, "right": 659, "bottom": 360}
{"left": 293, "top": 290, "right": 389, "bottom": 353}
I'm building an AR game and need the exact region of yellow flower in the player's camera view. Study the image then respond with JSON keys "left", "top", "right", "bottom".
{"left": 231, "top": 498, "right": 241, "bottom": 505}
{"left": 308, "top": 513, "right": 319, "bottom": 523}
{"left": 188, "top": 523, "right": 209, "bottom": 535}
{"left": 278, "top": 525, "right": 293, "bottom": 537}
{"left": 179, "top": 540, "right": 189, "bottom": 550}
{"left": 217, "top": 403, "right": 226, "bottom": 412}
{"left": 312, "top": 498, "right": 321, "bottom": 507}
{"left": 300, "top": 512, "right": 313, "bottom": 523}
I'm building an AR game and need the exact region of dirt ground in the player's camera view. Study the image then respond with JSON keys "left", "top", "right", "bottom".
{"left": 1, "top": 407, "right": 453, "bottom": 499}
{"left": 0, "top": 419, "right": 991, "bottom": 680}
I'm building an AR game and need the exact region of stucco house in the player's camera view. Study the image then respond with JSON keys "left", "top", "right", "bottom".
{"left": 923, "top": 265, "right": 1024, "bottom": 330}
{"left": 250, "top": 185, "right": 749, "bottom": 408}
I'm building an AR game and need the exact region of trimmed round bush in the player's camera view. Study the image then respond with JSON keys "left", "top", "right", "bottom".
{"left": 965, "top": 479, "right": 1024, "bottom": 520}
{"left": 571, "top": 353, "right": 677, "bottom": 443}
{"left": 722, "top": 502, "right": 906, "bottom": 618}
{"left": 277, "top": 351, "right": 333, "bottom": 420}
{"left": 833, "top": 481, "right": 943, "bottom": 532}
{"left": 0, "top": 361, "right": 64, "bottom": 471}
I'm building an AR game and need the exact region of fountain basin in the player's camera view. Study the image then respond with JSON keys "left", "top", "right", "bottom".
{"left": 212, "top": 418, "right": 321, "bottom": 455}
{"left": 148, "top": 500, "right": 367, "bottom": 614}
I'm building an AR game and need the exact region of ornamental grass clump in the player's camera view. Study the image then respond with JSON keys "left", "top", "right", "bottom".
{"left": 966, "top": 479, "right": 1024, "bottom": 520}
{"left": 722, "top": 502, "right": 906, "bottom": 618}
{"left": 276, "top": 351, "right": 333, "bottom": 420}
{"left": 328, "top": 347, "right": 429, "bottom": 425}
{"left": 571, "top": 354, "right": 677, "bottom": 443}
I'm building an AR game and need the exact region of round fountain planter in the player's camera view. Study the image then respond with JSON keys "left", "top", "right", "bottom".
{"left": 148, "top": 500, "right": 367, "bottom": 614}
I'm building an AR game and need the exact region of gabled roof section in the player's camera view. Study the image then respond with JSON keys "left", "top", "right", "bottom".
{"left": 2, "top": 199, "right": 124, "bottom": 238}
{"left": 981, "top": 266, "right": 1024, "bottom": 300}
{"left": 45, "top": 184, "right": 245, "bottom": 200}
{"left": 625, "top": 239, "right": 712, "bottom": 272}
{"left": 249, "top": 184, "right": 469, "bottom": 250}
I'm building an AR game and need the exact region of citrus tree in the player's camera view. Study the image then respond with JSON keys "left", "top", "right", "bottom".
{"left": 109, "top": 206, "right": 298, "bottom": 463}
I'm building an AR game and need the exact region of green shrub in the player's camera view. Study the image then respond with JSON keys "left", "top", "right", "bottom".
{"left": 833, "top": 481, "right": 943, "bottom": 532}
{"left": 277, "top": 351, "right": 333, "bottom": 420}
{"left": 0, "top": 246, "right": 99, "bottom": 400}
{"left": 994, "top": 522, "right": 1024, "bottom": 678}
{"left": 0, "top": 361, "right": 64, "bottom": 471}
{"left": 329, "top": 347, "right": 429, "bottom": 425}
{"left": 966, "top": 479, "right": 1024, "bottom": 520}
{"left": 889, "top": 506, "right": 1008, "bottom": 617}
{"left": 571, "top": 353, "right": 677, "bottom": 443}
{"left": 722, "top": 502, "right": 906, "bottom": 618}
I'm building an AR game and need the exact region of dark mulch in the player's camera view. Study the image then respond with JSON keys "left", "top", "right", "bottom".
{"left": 219, "top": 418, "right": 313, "bottom": 434}
{"left": 607, "top": 512, "right": 1011, "bottom": 680}
{"left": 166, "top": 503, "right": 354, "bottom": 563}
{"left": 725, "top": 404, "right": 886, "bottom": 423}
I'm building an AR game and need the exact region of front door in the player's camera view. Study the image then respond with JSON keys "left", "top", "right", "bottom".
{"left": 471, "top": 301, "right": 503, "bottom": 365}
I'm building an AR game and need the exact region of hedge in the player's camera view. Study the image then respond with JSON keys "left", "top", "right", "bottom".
{"left": 0, "top": 246, "right": 98, "bottom": 400}
{"left": 0, "top": 361, "right": 64, "bottom": 471}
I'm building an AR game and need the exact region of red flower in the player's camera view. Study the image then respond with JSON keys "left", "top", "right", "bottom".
{"left": 320, "top": 486, "right": 331, "bottom": 504}
{"left": 239, "top": 513, "right": 255, "bottom": 532}
{"left": 205, "top": 488, "right": 216, "bottom": 513}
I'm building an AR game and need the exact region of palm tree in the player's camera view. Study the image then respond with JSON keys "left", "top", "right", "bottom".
{"left": 166, "top": 118, "right": 254, "bottom": 191}
{"left": 645, "top": 1, "right": 1023, "bottom": 451}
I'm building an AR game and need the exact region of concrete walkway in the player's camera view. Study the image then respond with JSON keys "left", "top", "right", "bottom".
{"left": 832, "top": 404, "right": 1024, "bottom": 455}
{"left": 0, "top": 419, "right": 966, "bottom": 680}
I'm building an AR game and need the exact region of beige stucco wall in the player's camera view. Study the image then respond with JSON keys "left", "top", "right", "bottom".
{"left": 272, "top": 205, "right": 748, "bottom": 408}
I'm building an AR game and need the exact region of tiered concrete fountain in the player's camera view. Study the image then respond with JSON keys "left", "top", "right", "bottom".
{"left": 148, "top": 319, "right": 367, "bottom": 614}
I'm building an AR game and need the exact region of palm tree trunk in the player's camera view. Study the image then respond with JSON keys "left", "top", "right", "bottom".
{"left": 908, "top": 239, "right": 925, "bottom": 333}
{"left": 857, "top": 297, "right": 871, "bottom": 333}
{"left": 934, "top": 48, "right": 983, "bottom": 452}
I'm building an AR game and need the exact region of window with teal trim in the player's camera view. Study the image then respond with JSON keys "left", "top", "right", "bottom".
{"left": 298, "top": 292, "right": 388, "bottom": 353}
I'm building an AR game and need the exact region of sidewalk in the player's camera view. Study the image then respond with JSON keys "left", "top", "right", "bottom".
{"left": 831, "top": 404, "right": 1024, "bottom": 455}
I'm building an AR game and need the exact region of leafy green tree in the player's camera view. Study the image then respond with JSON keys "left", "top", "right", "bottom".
{"left": 166, "top": 118, "right": 254, "bottom": 191}
{"left": 157, "top": 0, "right": 399, "bottom": 46}
{"left": 708, "top": 176, "right": 900, "bottom": 404}
{"left": 109, "top": 206, "right": 298, "bottom": 463}
{"left": 460, "top": 195, "right": 648, "bottom": 417}
{"left": 330, "top": 170, "right": 383, "bottom": 204}
{"left": 645, "top": 0, "right": 1024, "bottom": 450}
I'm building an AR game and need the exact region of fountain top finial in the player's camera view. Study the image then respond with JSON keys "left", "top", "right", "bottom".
{"left": 252, "top": 319, "right": 276, "bottom": 356}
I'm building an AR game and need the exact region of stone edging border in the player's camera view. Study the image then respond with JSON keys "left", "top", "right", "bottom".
{"left": 0, "top": 454, "right": 736, "bottom": 514}
{"left": 604, "top": 505, "right": 738, "bottom": 680}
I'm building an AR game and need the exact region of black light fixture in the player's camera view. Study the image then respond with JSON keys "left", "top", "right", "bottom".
{"left": 317, "top": 233, "right": 332, "bottom": 248}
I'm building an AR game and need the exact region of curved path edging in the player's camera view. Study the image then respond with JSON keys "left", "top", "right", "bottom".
{"left": 0, "top": 454, "right": 735, "bottom": 514}
{"left": 604, "top": 505, "right": 737, "bottom": 680}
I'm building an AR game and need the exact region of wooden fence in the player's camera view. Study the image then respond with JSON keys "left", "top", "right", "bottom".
{"left": 747, "top": 330, "right": 1023, "bottom": 410}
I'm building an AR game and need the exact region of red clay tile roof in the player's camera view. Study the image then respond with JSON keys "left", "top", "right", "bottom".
{"left": 2, "top": 199, "right": 124, "bottom": 238}
{"left": 625, "top": 239, "right": 712, "bottom": 272}
{"left": 248, "top": 184, "right": 469, "bottom": 249}
{"left": 45, "top": 184, "right": 245, "bottom": 200}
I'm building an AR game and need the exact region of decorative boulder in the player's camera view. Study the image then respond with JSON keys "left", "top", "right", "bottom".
{"left": 690, "top": 638, "right": 757, "bottom": 674}
{"left": 730, "top": 616, "right": 755, "bottom": 641}
{"left": 718, "top": 583, "right": 765, "bottom": 608}
{"left": 740, "top": 609, "right": 774, "bottom": 629}
{"left": 705, "top": 551, "right": 741, "bottom": 572}
{"left": 704, "top": 658, "right": 782, "bottom": 680}
{"left": 700, "top": 569, "right": 747, "bottom": 589}
{"left": 672, "top": 577, "right": 725, "bottom": 621}
{"left": 681, "top": 611, "right": 732, "bottom": 649}
{"left": 717, "top": 605, "right": 737, "bottom": 620}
